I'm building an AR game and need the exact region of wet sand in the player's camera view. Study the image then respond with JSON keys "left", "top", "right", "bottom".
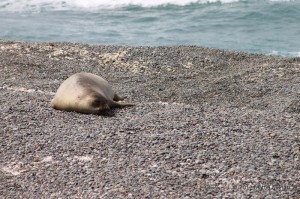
{"left": 0, "top": 40, "right": 300, "bottom": 198}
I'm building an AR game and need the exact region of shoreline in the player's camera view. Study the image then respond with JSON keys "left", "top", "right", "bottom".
{"left": 1, "top": 40, "right": 299, "bottom": 198}
{"left": 2, "top": 38, "right": 299, "bottom": 59}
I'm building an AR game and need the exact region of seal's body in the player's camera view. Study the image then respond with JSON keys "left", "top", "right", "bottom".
{"left": 50, "top": 72, "right": 133, "bottom": 114}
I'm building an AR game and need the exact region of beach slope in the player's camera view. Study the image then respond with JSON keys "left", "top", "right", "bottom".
{"left": 0, "top": 40, "right": 299, "bottom": 198}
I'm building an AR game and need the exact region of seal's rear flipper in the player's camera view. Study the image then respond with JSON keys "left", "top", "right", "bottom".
{"left": 110, "top": 100, "right": 135, "bottom": 108}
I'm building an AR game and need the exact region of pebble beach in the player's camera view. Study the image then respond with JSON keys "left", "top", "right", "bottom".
{"left": 0, "top": 40, "right": 300, "bottom": 198}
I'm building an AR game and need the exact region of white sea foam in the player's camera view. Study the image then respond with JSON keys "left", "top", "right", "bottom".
{"left": 0, "top": 0, "right": 295, "bottom": 11}
{"left": 269, "top": 51, "right": 300, "bottom": 57}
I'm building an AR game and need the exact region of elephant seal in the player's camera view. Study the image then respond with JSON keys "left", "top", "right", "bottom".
{"left": 50, "top": 72, "right": 134, "bottom": 114}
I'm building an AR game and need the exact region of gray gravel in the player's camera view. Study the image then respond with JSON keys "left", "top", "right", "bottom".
{"left": 0, "top": 40, "right": 300, "bottom": 198}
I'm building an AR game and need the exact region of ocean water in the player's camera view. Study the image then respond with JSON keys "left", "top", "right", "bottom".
{"left": 0, "top": 0, "right": 299, "bottom": 57}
